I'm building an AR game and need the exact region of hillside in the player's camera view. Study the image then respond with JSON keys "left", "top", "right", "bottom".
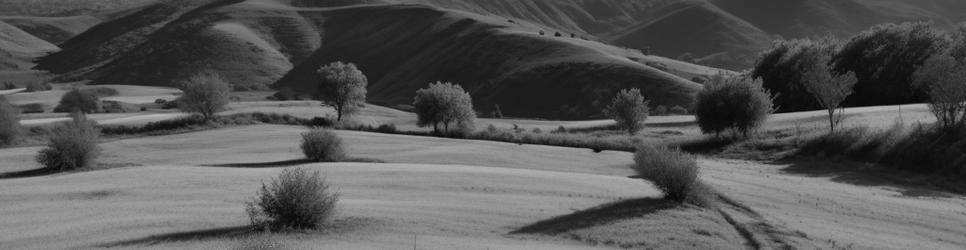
{"left": 0, "top": 16, "right": 101, "bottom": 45}
{"left": 304, "top": 0, "right": 966, "bottom": 70}
{"left": 0, "top": 20, "right": 59, "bottom": 70}
{"left": 35, "top": 0, "right": 707, "bottom": 119}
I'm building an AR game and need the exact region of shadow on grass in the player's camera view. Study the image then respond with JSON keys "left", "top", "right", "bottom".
{"left": 511, "top": 198, "right": 677, "bottom": 235}
{"left": 0, "top": 168, "right": 54, "bottom": 180}
{"left": 202, "top": 158, "right": 385, "bottom": 168}
{"left": 779, "top": 157, "right": 964, "bottom": 198}
{"left": 99, "top": 217, "right": 378, "bottom": 248}
{"left": 99, "top": 225, "right": 255, "bottom": 247}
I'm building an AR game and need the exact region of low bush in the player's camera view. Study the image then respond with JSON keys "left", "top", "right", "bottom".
{"left": 632, "top": 145, "right": 700, "bottom": 202}
{"left": 36, "top": 113, "right": 100, "bottom": 171}
{"left": 300, "top": 128, "right": 345, "bottom": 162}
{"left": 17, "top": 103, "right": 46, "bottom": 114}
{"left": 0, "top": 97, "right": 21, "bottom": 146}
{"left": 25, "top": 82, "right": 52, "bottom": 92}
{"left": 246, "top": 168, "right": 339, "bottom": 230}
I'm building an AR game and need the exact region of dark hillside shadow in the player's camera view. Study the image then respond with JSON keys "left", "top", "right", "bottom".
{"left": 511, "top": 198, "right": 677, "bottom": 234}
{"left": 780, "top": 158, "right": 964, "bottom": 198}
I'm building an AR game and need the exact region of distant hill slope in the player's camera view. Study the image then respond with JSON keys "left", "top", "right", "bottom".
{"left": 34, "top": 0, "right": 705, "bottom": 119}
{"left": 0, "top": 16, "right": 101, "bottom": 45}
{"left": 0, "top": 20, "right": 59, "bottom": 70}
{"left": 303, "top": 0, "right": 966, "bottom": 70}
{"left": 0, "top": 0, "right": 156, "bottom": 17}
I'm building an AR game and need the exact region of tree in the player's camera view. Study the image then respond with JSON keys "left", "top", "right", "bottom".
{"left": 832, "top": 22, "right": 947, "bottom": 107}
{"left": 316, "top": 62, "right": 367, "bottom": 121}
{"left": 603, "top": 88, "right": 650, "bottom": 134}
{"left": 799, "top": 48, "right": 858, "bottom": 132}
{"left": 694, "top": 74, "right": 774, "bottom": 137}
{"left": 753, "top": 38, "right": 832, "bottom": 112}
{"left": 913, "top": 54, "right": 966, "bottom": 131}
{"left": 178, "top": 71, "right": 231, "bottom": 120}
{"left": 413, "top": 82, "right": 476, "bottom": 134}
{"left": 54, "top": 89, "right": 100, "bottom": 113}
{"left": 0, "top": 97, "right": 21, "bottom": 146}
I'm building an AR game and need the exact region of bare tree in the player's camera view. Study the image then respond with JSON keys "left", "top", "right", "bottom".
{"left": 603, "top": 88, "right": 650, "bottom": 134}
{"left": 800, "top": 52, "right": 858, "bottom": 132}
{"left": 317, "top": 62, "right": 368, "bottom": 121}
{"left": 179, "top": 71, "right": 232, "bottom": 120}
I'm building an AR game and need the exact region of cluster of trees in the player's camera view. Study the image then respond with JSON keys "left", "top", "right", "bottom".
{"left": 754, "top": 22, "right": 949, "bottom": 113}
{"left": 755, "top": 22, "right": 966, "bottom": 133}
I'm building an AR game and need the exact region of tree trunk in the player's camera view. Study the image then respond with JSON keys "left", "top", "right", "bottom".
{"left": 828, "top": 108, "right": 836, "bottom": 132}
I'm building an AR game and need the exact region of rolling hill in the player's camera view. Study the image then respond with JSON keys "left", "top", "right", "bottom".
{"left": 34, "top": 0, "right": 711, "bottom": 119}
{"left": 0, "top": 20, "right": 60, "bottom": 70}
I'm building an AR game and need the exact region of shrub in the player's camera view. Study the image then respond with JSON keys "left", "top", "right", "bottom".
{"left": 246, "top": 168, "right": 339, "bottom": 230}
{"left": 413, "top": 82, "right": 476, "bottom": 134}
{"left": 603, "top": 88, "right": 650, "bottom": 134}
{"left": 300, "top": 128, "right": 345, "bottom": 162}
{"left": 375, "top": 123, "right": 397, "bottom": 133}
{"left": 178, "top": 71, "right": 231, "bottom": 120}
{"left": 632, "top": 145, "right": 700, "bottom": 202}
{"left": 694, "top": 74, "right": 774, "bottom": 137}
{"left": 669, "top": 106, "right": 688, "bottom": 115}
{"left": 54, "top": 89, "right": 100, "bottom": 113}
{"left": 25, "top": 82, "right": 52, "bottom": 92}
{"left": 653, "top": 105, "right": 668, "bottom": 116}
{"left": 0, "top": 97, "right": 21, "bottom": 146}
{"left": 2, "top": 81, "right": 16, "bottom": 90}
{"left": 532, "top": 128, "right": 542, "bottom": 134}
{"left": 316, "top": 62, "right": 368, "bottom": 121}
{"left": 154, "top": 98, "right": 167, "bottom": 104}
{"left": 17, "top": 103, "right": 46, "bottom": 114}
{"left": 36, "top": 113, "right": 100, "bottom": 171}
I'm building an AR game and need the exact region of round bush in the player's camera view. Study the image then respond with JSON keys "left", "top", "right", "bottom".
{"left": 36, "top": 113, "right": 100, "bottom": 171}
{"left": 300, "top": 128, "right": 345, "bottom": 162}
{"left": 54, "top": 89, "right": 100, "bottom": 113}
{"left": 246, "top": 168, "right": 339, "bottom": 230}
{"left": 632, "top": 145, "right": 699, "bottom": 202}
{"left": 694, "top": 75, "right": 774, "bottom": 136}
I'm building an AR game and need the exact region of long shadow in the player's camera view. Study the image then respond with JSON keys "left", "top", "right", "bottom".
{"left": 779, "top": 157, "right": 965, "bottom": 198}
{"left": 511, "top": 198, "right": 677, "bottom": 234}
{"left": 99, "top": 225, "right": 254, "bottom": 247}
{"left": 0, "top": 168, "right": 54, "bottom": 180}
{"left": 202, "top": 158, "right": 385, "bottom": 168}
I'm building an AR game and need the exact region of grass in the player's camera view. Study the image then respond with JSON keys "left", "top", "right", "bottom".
{"left": 799, "top": 123, "right": 966, "bottom": 175}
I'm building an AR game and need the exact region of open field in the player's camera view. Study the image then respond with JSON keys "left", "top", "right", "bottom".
{"left": 1, "top": 122, "right": 963, "bottom": 249}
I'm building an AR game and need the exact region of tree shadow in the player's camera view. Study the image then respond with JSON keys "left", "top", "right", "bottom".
{"left": 511, "top": 198, "right": 678, "bottom": 235}
{"left": 99, "top": 217, "right": 377, "bottom": 248}
{"left": 779, "top": 157, "right": 964, "bottom": 198}
{"left": 201, "top": 157, "right": 385, "bottom": 168}
{"left": 0, "top": 168, "right": 54, "bottom": 180}
{"left": 98, "top": 225, "right": 255, "bottom": 247}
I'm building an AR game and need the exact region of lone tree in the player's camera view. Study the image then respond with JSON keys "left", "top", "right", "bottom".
{"left": 799, "top": 47, "right": 858, "bottom": 132}
{"left": 317, "top": 62, "right": 367, "bottom": 121}
{"left": 694, "top": 74, "right": 774, "bottom": 137}
{"left": 0, "top": 97, "right": 21, "bottom": 146}
{"left": 179, "top": 71, "right": 231, "bottom": 120}
{"left": 413, "top": 82, "right": 476, "bottom": 134}
{"left": 603, "top": 88, "right": 650, "bottom": 134}
{"left": 55, "top": 89, "right": 100, "bottom": 113}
